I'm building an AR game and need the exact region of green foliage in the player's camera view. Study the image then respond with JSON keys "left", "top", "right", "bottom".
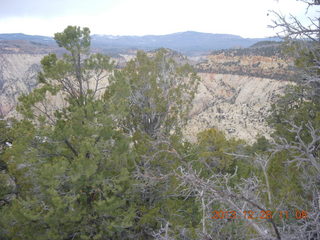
{"left": 267, "top": 37, "right": 320, "bottom": 214}
{"left": 267, "top": 151, "right": 303, "bottom": 206}
{"left": 283, "top": 40, "right": 320, "bottom": 76}
{"left": 0, "top": 120, "right": 12, "bottom": 170}
{"left": 22, "top": 26, "right": 114, "bottom": 117}
{"left": 0, "top": 26, "right": 137, "bottom": 240}
{"left": 249, "top": 136, "right": 270, "bottom": 153}
{"left": 1, "top": 26, "right": 204, "bottom": 240}
{"left": 17, "top": 84, "right": 60, "bottom": 120}
{"left": 1, "top": 98, "right": 139, "bottom": 239}
{"left": 103, "top": 49, "right": 203, "bottom": 238}
{"left": 195, "top": 128, "right": 248, "bottom": 176}
{"left": 269, "top": 84, "right": 320, "bottom": 143}
{"left": 54, "top": 26, "right": 90, "bottom": 55}
{"left": 105, "top": 49, "right": 199, "bottom": 138}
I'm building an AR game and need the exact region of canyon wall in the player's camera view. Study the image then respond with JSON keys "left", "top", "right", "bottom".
{"left": 185, "top": 73, "right": 291, "bottom": 143}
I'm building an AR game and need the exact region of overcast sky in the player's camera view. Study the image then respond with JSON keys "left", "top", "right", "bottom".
{"left": 0, "top": 0, "right": 317, "bottom": 37}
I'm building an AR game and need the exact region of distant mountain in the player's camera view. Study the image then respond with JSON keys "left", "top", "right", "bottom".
{"left": 91, "top": 31, "right": 281, "bottom": 55}
{"left": 209, "top": 41, "right": 284, "bottom": 58}
{"left": 0, "top": 31, "right": 280, "bottom": 56}
{"left": 0, "top": 33, "right": 54, "bottom": 44}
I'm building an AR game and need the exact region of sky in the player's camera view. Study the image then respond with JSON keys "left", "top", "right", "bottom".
{"left": 0, "top": 0, "right": 317, "bottom": 38}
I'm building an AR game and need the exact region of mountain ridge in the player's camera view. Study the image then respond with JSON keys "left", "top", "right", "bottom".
{"left": 0, "top": 31, "right": 280, "bottom": 56}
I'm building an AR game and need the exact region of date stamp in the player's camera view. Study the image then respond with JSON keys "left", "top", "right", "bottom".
{"left": 211, "top": 210, "right": 309, "bottom": 220}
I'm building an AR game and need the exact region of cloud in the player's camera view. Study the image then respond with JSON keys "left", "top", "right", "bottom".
{"left": 0, "top": 0, "right": 316, "bottom": 38}
{"left": 0, "top": 0, "right": 117, "bottom": 18}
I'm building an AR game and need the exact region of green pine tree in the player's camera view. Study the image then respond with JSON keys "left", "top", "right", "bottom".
{"left": 0, "top": 26, "right": 138, "bottom": 240}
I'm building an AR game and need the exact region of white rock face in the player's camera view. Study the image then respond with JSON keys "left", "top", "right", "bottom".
{"left": 0, "top": 54, "right": 45, "bottom": 116}
{"left": 185, "top": 73, "right": 292, "bottom": 143}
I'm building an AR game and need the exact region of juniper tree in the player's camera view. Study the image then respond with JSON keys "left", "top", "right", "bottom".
{"left": 268, "top": 1, "right": 320, "bottom": 238}
{"left": 18, "top": 26, "right": 113, "bottom": 124}
{"left": 104, "top": 49, "right": 201, "bottom": 238}
{"left": 0, "top": 27, "right": 203, "bottom": 240}
{"left": 0, "top": 26, "right": 137, "bottom": 240}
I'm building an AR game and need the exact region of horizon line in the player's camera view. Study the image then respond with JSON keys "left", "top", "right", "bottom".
{"left": 0, "top": 31, "right": 279, "bottom": 39}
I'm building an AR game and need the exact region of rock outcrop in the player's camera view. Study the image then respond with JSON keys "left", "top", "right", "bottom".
{"left": 197, "top": 53, "right": 296, "bottom": 80}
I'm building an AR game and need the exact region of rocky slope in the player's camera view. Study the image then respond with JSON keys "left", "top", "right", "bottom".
{"left": 183, "top": 45, "right": 295, "bottom": 143}
{"left": 0, "top": 54, "right": 45, "bottom": 117}
{"left": 184, "top": 73, "right": 291, "bottom": 143}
